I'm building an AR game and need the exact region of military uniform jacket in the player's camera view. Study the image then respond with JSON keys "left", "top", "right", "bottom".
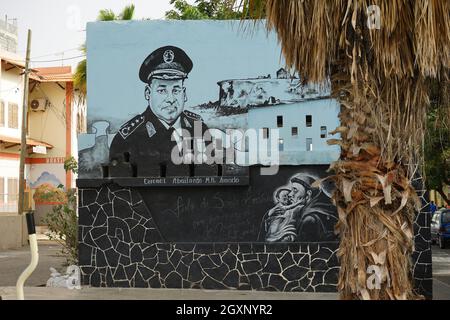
{"left": 109, "top": 107, "right": 209, "bottom": 168}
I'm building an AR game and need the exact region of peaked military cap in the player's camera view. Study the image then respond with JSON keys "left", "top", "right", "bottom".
{"left": 139, "top": 45, "right": 193, "bottom": 83}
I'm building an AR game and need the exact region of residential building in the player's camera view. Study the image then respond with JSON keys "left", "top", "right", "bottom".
{"left": 0, "top": 16, "right": 18, "bottom": 53}
{"left": 0, "top": 49, "right": 82, "bottom": 249}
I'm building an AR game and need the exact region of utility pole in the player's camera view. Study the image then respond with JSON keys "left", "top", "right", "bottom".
{"left": 18, "top": 29, "right": 31, "bottom": 216}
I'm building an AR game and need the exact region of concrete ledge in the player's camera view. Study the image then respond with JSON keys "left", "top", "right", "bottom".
{"left": 0, "top": 286, "right": 338, "bottom": 300}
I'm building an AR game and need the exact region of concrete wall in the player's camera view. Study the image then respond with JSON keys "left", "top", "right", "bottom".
{"left": 0, "top": 214, "right": 23, "bottom": 250}
{"left": 29, "top": 82, "right": 67, "bottom": 158}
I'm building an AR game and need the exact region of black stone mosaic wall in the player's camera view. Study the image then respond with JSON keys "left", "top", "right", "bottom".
{"left": 78, "top": 184, "right": 339, "bottom": 291}
{"left": 78, "top": 174, "right": 432, "bottom": 296}
{"left": 411, "top": 175, "right": 433, "bottom": 299}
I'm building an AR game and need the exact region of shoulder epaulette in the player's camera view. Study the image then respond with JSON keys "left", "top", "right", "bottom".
{"left": 118, "top": 114, "right": 145, "bottom": 139}
{"left": 184, "top": 110, "right": 202, "bottom": 121}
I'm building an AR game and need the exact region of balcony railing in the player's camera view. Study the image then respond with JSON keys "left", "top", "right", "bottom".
{"left": 0, "top": 18, "right": 18, "bottom": 35}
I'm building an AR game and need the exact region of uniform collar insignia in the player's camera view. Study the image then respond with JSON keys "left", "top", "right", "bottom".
{"left": 146, "top": 121, "right": 156, "bottom": 138}
{"left": 183, "top": 117, "right": 192, "bottom": 128}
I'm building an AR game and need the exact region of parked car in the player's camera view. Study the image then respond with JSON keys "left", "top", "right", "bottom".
{"left": 431, "top": 208, "right": 450, "bottom": 249}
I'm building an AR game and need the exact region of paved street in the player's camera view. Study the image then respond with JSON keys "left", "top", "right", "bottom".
{"left": 0, "top": 240, "right": 449, "bottom": 299}
{"left": 0, "top": 240, "right": 66, "bottom": 287}
{"left": 431, "top": 246, "right": 450, "bottom": 300}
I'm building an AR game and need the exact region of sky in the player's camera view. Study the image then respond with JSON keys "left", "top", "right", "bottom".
{"left": 0, "top": 0, "right": 193, "bottom": 69}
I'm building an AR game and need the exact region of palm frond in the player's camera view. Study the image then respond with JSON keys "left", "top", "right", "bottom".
{"left": 97, "top": 9, "right": 116, "bottom": 21}
{"left": 120, "top": 4, "right": 135, "bottom": 20}
{"left": 73, "top": 58, "right": 86, "bottom": 96}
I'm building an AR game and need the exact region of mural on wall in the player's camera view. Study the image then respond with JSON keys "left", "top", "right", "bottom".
{"left": 77, "top": 21, "right": 339, "bottom": 244}
{"left": 76, "top": 21, "right": 431, "bottom": 295}
{"left": 79, "top": 121, "right": 111, "bottom": 178}
{"left": 30, "top": 167, "right": 66, "bottom": 204}
{"left": 78, "top": 21, "right": 334, "bottom": 178}
{"left": 259, "top": 173, "right": 336, "bottom": 242}
{"left": 108, "top": 46, "right": 211, "bottom": 172}
{"left": 134, "top": 166, "right": 337, "bottom": 243}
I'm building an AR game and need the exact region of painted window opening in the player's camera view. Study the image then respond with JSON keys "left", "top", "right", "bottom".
{"left": 291, "top": 127, "right": 298, "bottom": 137}
{"left": 306, "top": 115, "right": 312, "bottom": 127}
{"left": 101, "top": 165, "right": 109, "bottom": 178}
{"left": 306, "top": 138, "right": 313, "bottom": 151}
{"left": 278, "top": 138, "right": 284, "bottom": 151}
{"left": 320, "top": 126, "right": 327, "bottom": 138}
{"left": 262, "top": 127, "right": 269, "bottom": 139}
{"left": 277, "top": 115, "right": 283, "bottom": 128}
{"left": 160, "top": 163, "right": 167, "bottom": 177}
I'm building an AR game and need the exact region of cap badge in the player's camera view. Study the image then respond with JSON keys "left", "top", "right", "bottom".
{"left": 163, "top": 50, "right": 174, "bottom": 63}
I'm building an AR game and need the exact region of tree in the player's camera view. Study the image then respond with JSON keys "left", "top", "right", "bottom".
{"left": 233, "top": 0, "right": 449, "bottom": 300}
{"left": 73, "top": 5, "right": 136, "bottom": 98}
{"left": 425, "top": 77, "right": 450, "bottom": 205}
{"left": 166, "top": 0, "right": 241, "bottom": 20}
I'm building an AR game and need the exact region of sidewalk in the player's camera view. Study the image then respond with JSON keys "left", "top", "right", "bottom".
{"left": 1, "top": 240, "right": 448, "bottom": 300}
{"left": 0, "top": 240, "right": 337, "bottom": 300}
{"left": 0, "top": 286, "right": 337, "bottom": 300}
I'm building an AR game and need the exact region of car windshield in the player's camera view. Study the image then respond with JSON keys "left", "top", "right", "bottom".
{"left": 442, "top": 211, "right": 450, "bottom": 224}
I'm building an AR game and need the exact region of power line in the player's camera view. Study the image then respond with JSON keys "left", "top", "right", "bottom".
{"left": 31, "top": 54, "right": 86, "bottom": 63}
{"left": 31, "top": 47, "right": 82, "bottom": 59}
{"left": 5, "top": 54, "right": 86, "bottom": 64}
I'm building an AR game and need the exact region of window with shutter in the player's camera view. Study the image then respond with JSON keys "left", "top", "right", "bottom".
{"left": 8, "top": 103, "right": 19, "bottom": 129}
{"left": 7, "top": 178, "right": 18, "bottom": 203}
{"left": 0, "top": 101, "right": 5, "bottom": 127}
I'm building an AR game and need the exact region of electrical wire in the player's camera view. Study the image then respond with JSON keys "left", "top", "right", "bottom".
{"left": 4, "top": 54, "right": 86, "bottom": 64}
{"left": 31, "top": 47, "right": 82, "bottom": 60}
{"left": 31, "top": 54, "right": 86, "bottom": 63}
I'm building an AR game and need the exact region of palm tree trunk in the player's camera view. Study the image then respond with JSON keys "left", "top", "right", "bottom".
{"left": 330, "top": 72, "right": 422, "bottom": 299}
{"left": 239, "top": 0, "right": 448, "bottom": 300}
{"left": 328, "top": 35, "right": 426, "bottom": 300}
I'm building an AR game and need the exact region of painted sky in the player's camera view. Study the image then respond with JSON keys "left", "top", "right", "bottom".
{"left": 87, "top": 20, "right": 285, "bottom": 130}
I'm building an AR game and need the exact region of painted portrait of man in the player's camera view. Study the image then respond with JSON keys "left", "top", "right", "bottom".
{"left": 108, "top": 46, "right": 210, "bottom": 172}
